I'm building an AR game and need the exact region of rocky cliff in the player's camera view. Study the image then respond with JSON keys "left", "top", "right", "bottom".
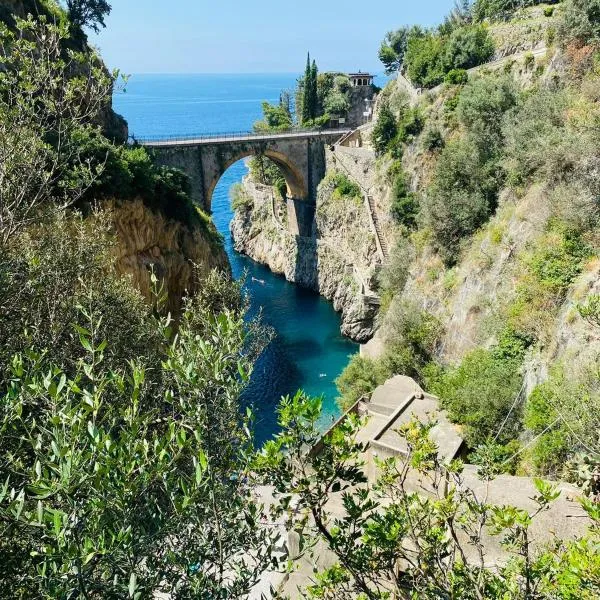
{"left": 0, "top": 1, "right": 228, "bottom": 313}
{"left": 230, "top": 170, "right": 380, "bottom": 342}
{"left": 111, "top": 199, "right": 228, "bottom": 316}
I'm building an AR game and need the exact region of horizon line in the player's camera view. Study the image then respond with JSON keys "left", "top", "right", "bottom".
{"left": 119, "top": 70, "right": 385, "bottom": 76}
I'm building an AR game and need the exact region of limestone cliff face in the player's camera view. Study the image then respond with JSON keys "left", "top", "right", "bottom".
{"left": 111, "top": 199, "right": 228, "bottom": 316}
{"left": 230, "top": 176, "right": 380, "bottom": 342}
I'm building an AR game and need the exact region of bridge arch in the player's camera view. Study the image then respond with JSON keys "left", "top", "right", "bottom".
{"left": 205, "top": 148, "right": 307, "bottom": 211}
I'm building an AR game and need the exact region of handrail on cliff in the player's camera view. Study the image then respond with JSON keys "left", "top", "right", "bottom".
{"left": 335, "top": 128, "right": 357, "bottom": 147}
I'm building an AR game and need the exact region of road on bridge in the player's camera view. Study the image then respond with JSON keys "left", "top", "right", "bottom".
{"left": 138, "top": 128, "right": 352, "bottom": 148}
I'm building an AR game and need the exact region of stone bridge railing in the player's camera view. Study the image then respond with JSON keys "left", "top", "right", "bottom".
{"left": 132, "top": 127, "right": 351, "bottom": 146}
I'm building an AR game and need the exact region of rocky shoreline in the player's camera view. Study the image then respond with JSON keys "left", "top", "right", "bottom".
{"left": 230, "top": 176, "right": 379, "bottom": 342}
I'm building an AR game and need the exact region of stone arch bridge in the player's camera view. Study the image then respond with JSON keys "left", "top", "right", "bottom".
{"left": 141, "top": 129, "right": 350, "bottom": 236}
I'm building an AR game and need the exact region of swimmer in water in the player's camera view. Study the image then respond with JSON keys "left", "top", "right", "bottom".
{"left": 251, "top": 277, "right": 266, "bottom": 285}
{"left": 319, "top": 373, "right": 327, "bottom": 378}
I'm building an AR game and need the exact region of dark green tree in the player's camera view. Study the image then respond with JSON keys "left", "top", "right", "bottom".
{"left": 65, "top": 0, "right": 111, "bottom": 32}
{"left": 378, "top": 27, "right": 412, "bottom": 74}
{"left": 301, "top": 53, "right": 312, "bottom": 124}
{"left": 309, "top": 59, "right": 319, "bottom": 120}
{"left": 371, "top": 102, "right": 398, "bottom": 155}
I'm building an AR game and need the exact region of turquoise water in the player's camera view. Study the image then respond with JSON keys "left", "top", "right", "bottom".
{"left": 114, "top": 74, "right": 357, "bottom": 442}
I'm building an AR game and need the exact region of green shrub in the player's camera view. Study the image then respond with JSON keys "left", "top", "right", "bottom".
{"left": 473, "top": 0, "right": 522, "bottom": 22}
{"left": 0, "top": 273, "right": 272, "bottom": 598}
{"left": 470, "top": 439, "right": 522, "bottom": 475}
{"left": 424, "top": 76, "right": 520, "bottom": 261}
{"left": 423, "top": 140, "right": 496, "bottom": 262}
{"left": 444, "top": 25, "right": 495, "bottom": 71}
{"left": 372, "top": 102, "right": 398, "bottom": 155}
{"left": 526, "top": 229, "right": 590, "bottom": 294}
{"left": 390, "top": 171, "right": 419, "bottom": 228}
{"left": 397, "top": 106, "right": 425, "bottom": 142}
{"left": 328, "top": 171, "right": 362, "bottom": 203}
{"left": 380, "top": 300, "right": 441, "bottom": 382}
{"left": 524, "top": 52, "right": 535, "bottom": 69}
{"left": 445, "top": 68, "right": 468, "bottom": 85}
{"left": 335, "top": 354, "right": 389, "bottom": 410}
{"left": 524, "top": 382, "right": 573, "bottom": 475}
{"left": 249, "top": 155, "right": 287, "bottom": 198}
{"left": 230, "top": 182, "right": 253, "bottom": 211}
{"left": 376, "top": 237, "right": 414, "bottom": 306}
{"left": 430, "top": 347, "right": 523, "bottom": 447}
{"left": 578, "top": 294, "right": 600, "bottom": 327}
{"left": 558, "top": 0, "right": 600, "bottom": 46}
{"left": 524, "top": 366, "right": 600, "bottom": 476}
{"left": 405, "top": 32, "right": 447, "bottom": 88}
{"left": 444, "top": 92, "right": 461, "bottom": 114}
{"left": 456, "top": 75, "right": 518, "bottom": 158}
{"left": 492, "top": 327, "right": 533, "bottom": 361}
{"left": 544, "top": 5, "right": 555, "bottom": 17}
{"left": 0, "top": 211, "right": 169, "bottom": 383}
{"left": 403, "top": 25, "right": 494, "bottom": 89}
{"left": 422, "top": 127, "right": 444, "bottom": 151}
{"left": 66, "top": 130, "right": 205, "bottom": 229}
{"left": 386, "top": 159, "right": 405, "bottom": 183}
{"left": 253, "top": 100, "right": 292, "bottom": 132}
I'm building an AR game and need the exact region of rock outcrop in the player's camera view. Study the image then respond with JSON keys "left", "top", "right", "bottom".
{"left": 111, "top": 199, "right": 228, "bottom": 316}
{"left": 230, "top": 174, "right": 380, "bottom": 342}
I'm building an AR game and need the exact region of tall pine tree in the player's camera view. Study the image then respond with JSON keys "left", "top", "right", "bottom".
{"left": 309, "top": 59, "right": 319, "bottom": 120}
{"left": 301, "top": 53, "right": 312, "bottom": 124}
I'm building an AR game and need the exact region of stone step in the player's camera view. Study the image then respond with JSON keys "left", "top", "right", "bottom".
{"left": 366, "top": 402, "right": 395, "bottom": 417}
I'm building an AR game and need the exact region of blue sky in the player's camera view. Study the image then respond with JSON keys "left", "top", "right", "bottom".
{"left": 90, "top": 0, "right": 453, "bottom": 74}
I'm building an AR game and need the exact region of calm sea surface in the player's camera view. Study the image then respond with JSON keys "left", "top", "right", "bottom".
{"left": 114, "top": 74, "right": 358, "bottom": 442}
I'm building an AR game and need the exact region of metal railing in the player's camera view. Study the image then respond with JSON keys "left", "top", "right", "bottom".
{"left": 130, "top": 127, "right": 352, "bottom": 145}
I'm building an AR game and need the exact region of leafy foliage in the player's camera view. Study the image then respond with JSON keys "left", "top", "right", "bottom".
{"left": 381, "top": 300, "right": 441, "bottom": 382}
{"left": 378, "top": 26, "right": 413, "bottom": 74}
{"left": 0, "top": 16, "right": 113, "bottom": 245}
{"left": 335, "top": 355, "right": 389, "bottom": 410}
{"left": 558, "top": 0, "right": 600, "bottom": 46}
{"left": 65, "top": 0, "right": 111, "bottom": 33}
{"left": 405, "top": 30, "right": 447, "bottom": 87}
{"left": 391, "top": 170, "right": 419, "bottom": 228}
{"left": 258, "top": 394, "right": 600, "bottom": 599}
{"left": 423, "top": 76, "right": 518, "bottom": 261}
{"left": 445, "top": 67, "right": 469, "bottom": 84}
{"left": 444, "top": 24, "right": 495, "bottom": 70}
{"left": 578, "top": 294, "right": 600, "bottom": 327}
{"left": 372, "top": 102, "right": 398, "bottom": 155}
{"left": 0, "top": 288, "right": 279, "bottom": 597}
{"left": 325, "top": 171, "right": 362, "bottom": 203}
{"left": 429, "top": 334, "right": 526, "bottom": 447}
{"left": 524, "top": 366, "right": 600, "bottom": 477}
{"left": 401, "top": 24, "right": 495, "bottom": 88}
{"left": 253, "top": 99, "right": 292, "bottom": 132}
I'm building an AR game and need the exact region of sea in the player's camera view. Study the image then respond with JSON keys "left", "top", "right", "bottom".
{"left": 113, "top": 74, "right": 358, "bottom": 443}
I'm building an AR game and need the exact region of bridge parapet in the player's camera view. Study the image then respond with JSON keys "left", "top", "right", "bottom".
{"left": 136, "top": 128, "right": 350, "bottom": 147}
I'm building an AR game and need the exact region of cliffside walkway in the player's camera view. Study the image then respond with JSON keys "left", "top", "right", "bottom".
{"left": 329, "top": 144, "right": 389, "bottom": 262}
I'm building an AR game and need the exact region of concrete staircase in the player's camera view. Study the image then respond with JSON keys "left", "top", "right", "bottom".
{"left": 367, "top": 194, "right": 389, "bottom": 259}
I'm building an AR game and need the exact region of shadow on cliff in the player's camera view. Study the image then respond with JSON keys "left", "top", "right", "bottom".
{"left": 293, "top": 227, "right": 320, "bottom": 294}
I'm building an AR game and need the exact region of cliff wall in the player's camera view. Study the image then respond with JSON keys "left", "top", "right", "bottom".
{"left": 111, "top": 199, "right": 228, "bottom": 316}
{"left": 230, "top": 169, "right": 380, "bottom": 342}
